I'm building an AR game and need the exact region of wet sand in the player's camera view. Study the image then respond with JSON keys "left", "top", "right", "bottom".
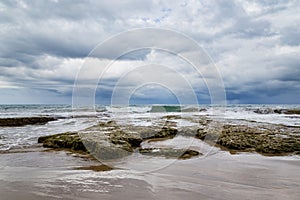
{"left": 0, "top": 145, "right": 299, "bottom": 200}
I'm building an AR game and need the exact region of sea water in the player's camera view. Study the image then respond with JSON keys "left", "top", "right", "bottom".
{"left": 0, "top": 104, "right": 299, "bottom": 151}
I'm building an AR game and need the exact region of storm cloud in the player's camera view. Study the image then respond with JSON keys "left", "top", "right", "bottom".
{"left": 0, "top": 0, "right": 299, "bottom": 104}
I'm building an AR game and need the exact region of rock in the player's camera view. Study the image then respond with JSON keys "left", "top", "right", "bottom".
{"left": 38, "top": 116, "right": 300, "bottom": 158}
{"left": 38, "top": 121, "right": 144, "bottom": 160}
{"left": 253, "top": 108, "right": 274, "bottom": 114}
{"left": 38, "top": 132, "right": 87, "bottom": 151}
{"left": 283, "top": 109, "right": 300, "bottom": 115}
{"left": 83, "top": 140, "right": 133, "bottom": 160}
{"left": 255, "top": 137, "right": 300, "bottom": 154}
{"left": 141, "top": 127, "right": 178, "bottom": 139}
{"left": 274, "top": 109, "right": 284, "bottom": 114}
{"left": 109, "top": 130, "right": 142, "bottom": 148}
{"left": 179, "top": 149, "right": 201, "bottom": 159}
{"left": 252, "top": 108, "right": 300, "bottom": 115}
{"left": 273, "top": 109, "right": 300, "bottom": 115}
{"left": 38, "top": 131, "right": 133, "bottom": 160}
{"left": 73, "top": 122, "right": 140, "bottom": 160}
{"left": 196, "top": 128, "right": 219, "bottom": 141}
{"left": 196, "top": 124, "right": 300, "bottom": 155}
{"left": 139, "top": 148, "right": 201, "bottom": 159}
{"left": 73, "top": 165, "right": 113, "bottom": 172}
{"left": 0, "top": 117, "right": 58, "bottom": 127}
{"left": 37, "top": 119, "right": 188, "bottom": 161}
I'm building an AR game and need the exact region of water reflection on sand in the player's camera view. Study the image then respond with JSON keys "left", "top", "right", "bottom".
{"left": 0, "top": 147, "right": 299, "bottom": 200}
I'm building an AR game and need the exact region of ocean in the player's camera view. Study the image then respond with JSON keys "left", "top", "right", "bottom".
{"left": 0, "top": 104, "right": 299, "bottom": 151}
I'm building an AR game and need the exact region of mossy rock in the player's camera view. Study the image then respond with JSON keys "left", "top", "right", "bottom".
{"left": 38, "top": 132, "right": 87, "bottom": 151}
{"left": 109, "top": 129, "right": 142, "bottom": 148}
{"left": 86, "top": 140, "right": 133, "bottom": 160}
{"left": 196, "top": 124, "right": 300, "bottom": 155}
{"left": 141, "top": 127, "right": 178, "bottom": 139}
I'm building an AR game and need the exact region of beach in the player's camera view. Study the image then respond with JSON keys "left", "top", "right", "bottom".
{"left": 2, "top": 1, "right": 300, "bottom": 199}
{"left": 1, "top": 147, "right": 299, "bottom": 200}
{"left": 0, "top": 104, "right": 300, "bottom": 199}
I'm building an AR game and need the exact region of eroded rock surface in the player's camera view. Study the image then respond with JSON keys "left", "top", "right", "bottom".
{"left": 38, "top": 120, "right": 183, "bottom": 160}
{"left": 38, "top": 115, "right": 300, "bottom": 159}
{"left": 196, "top": 124, "right": 300, "bottom": 155}
{"left": 38, "top": 132, "right": 86, "bottom": 151}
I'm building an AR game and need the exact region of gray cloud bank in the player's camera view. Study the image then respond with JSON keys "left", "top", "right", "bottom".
{"left": 0, "top": 0, "right": 299, "bottom": 104}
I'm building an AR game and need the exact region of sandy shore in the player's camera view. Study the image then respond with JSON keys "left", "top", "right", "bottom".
{"left": 0, "top": 145, "right": 299, "bottom": 200}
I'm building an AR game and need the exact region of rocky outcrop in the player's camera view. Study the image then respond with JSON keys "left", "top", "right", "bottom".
{"left": 283, "top": 109, "right": 300, "bottom": 115}
{"left": 38, "top": 132, "right": 86, "bottom": 151}
{"left": 253, "top": 108, "right": 300, "bottom": 115}
{"left": 196, "top": 124, "right": 300, "bottom": 155}
{"left": 0, "top": 117, "right": 58, "bottom": 127}
{"left": 38, "top": 116, "right": 300, "bottom": 159}
{"left": 38, "top": 120, "right": 198, "bottom": 160}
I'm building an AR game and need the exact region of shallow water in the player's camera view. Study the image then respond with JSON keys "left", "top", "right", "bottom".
{"left": 0, "top": 147, "right": 299, "bottom": 200}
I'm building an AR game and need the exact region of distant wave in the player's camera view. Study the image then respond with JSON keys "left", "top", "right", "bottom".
{"left": 104, "top": 105, "right": 206, "bottom": 113}
{"left": 150, "top": 105, "right": 182, "bottom": 112}
{"left": 149, "top": 105, "right": 206, "bottom": 113}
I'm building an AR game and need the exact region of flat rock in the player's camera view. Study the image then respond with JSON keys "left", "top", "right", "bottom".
{"left": 0, "top": 117, "right": 58, "bottom": 127}
{"left": 139, "top": 148, "right": 201, "bottom": 159}
{"left": 196, "top": 124, "right": 300, "bottom": 155}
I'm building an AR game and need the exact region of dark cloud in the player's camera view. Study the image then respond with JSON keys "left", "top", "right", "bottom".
{"left": 280, "top": 25, "right": 300, "bottom": 46}
{"left": 0, "top": 0, "right": 299, "bottom": 104}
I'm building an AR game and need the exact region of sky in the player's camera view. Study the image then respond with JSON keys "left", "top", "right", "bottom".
{"left": 0, "top": 0, "right": 299, "bottom": 104}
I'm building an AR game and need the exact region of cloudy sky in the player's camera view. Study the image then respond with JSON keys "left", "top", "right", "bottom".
{"left": 0, "top": 0, "right": 299, "bottom": 104}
